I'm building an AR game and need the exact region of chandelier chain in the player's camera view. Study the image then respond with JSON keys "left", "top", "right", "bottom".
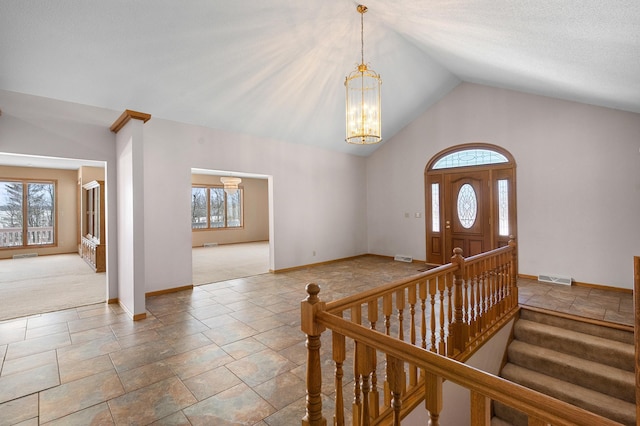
{"left": 360, "top": 10, "right": 364, "bottom": 66}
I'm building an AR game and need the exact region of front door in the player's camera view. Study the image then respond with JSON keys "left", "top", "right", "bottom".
{"left": 444, "top": 170, "right": 491, "bottom": 258}
{"left": 425, "top": 144, "right": 517, "bottom": 265}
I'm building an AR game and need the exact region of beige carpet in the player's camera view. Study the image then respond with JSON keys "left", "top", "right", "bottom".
{"left": 191, "top": 241, "right": 270, "bottom": 285}
{"left": 0, "top": 242, "right": 270, "bottom": 321}
{"left": 0, "top": 254, "right": 105, "bottom": 321}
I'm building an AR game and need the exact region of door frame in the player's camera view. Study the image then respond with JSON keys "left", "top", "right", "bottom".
{"left": 425, "top": 143, "right": 517, "bottom": 264}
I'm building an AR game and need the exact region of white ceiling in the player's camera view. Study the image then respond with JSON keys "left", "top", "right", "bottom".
{"left": 1, "top": 1, "right": 639, "bottom": 158}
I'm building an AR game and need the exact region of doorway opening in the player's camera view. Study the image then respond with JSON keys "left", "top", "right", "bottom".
{"left": 425, "top": 144, "right": 517, "bottom": 264}
{"left": 190, "top": 168, "right": 271, "bottom": 285}
{"left": 0, "top": 153, "right": 107, "bottom": 320}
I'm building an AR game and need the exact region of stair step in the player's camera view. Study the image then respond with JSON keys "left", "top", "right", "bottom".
{"left": 508, "top": 340, "right": 635, "bottom": 402}
{"left": 513, "top": 319, "right": 634, "bottom": 371}
{"left": 520, "top": 308, "right": 633, "bottom": 344}
{"left": 501, "top": 363, "right": 636, "bottom": 425}
{"left": 493, "top": 401, "right": 527, "bottom": 426}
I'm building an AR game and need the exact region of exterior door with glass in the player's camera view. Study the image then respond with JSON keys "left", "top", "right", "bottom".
{"left": 445, "top": 170, "right": 491, "bottom": 258}
{"left": 425, "top": 145, "right": 516, "bottom": 265}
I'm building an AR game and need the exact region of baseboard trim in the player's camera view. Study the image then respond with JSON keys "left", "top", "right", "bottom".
{"left": 146, "top": 284, "right": 194, "bottom": 298}
{"left": 273, "top": 253, "right": 426, "bottom": 274}
{"left": 107, "top": 298, "right": 119, "bottom": 304}
{"left": 133, "top": 312, "right": 147, "bottom": 321}
{"left": 518, "top": 274, "right": 632, "bottom": 294}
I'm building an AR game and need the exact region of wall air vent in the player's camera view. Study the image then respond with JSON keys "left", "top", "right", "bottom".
{"left": 394, "top": 255, "right": 413, "bottom": 263}
{"left": 538, "top": 274, "right": 572, "bottom": 286}
{"left": 13, "top": 253, "right": 38, "bottom": 259}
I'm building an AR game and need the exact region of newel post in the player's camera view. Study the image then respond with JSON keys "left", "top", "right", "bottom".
{"left": 301, "top": 283, "right": 327, "bottom": 426}
{"left": 508, "top": 237, "right": 518, "bottom": 305}
{"left": 451, "top": 247, "right": 468, "bottom": 353}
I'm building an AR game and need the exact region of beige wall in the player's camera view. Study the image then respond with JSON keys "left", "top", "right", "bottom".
{"left": 0, "top": 166, "right": 78, "bottom": 259}
{"left": 191, "top": 175, "right": 269, "bottom": 247}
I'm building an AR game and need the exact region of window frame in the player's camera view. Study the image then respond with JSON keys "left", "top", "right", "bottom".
{"left": 0, "top": 178, "right": 57, "bottom": 249}
{"left": 191, "top": 184, "right": 244, "bottom": 231}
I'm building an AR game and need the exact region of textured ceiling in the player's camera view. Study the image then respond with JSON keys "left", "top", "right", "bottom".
{"left": 1, "top": 1, "right": 639, "bottom": 157}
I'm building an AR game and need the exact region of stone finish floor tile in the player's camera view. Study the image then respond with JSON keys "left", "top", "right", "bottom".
{"left": 226, "top": 349, "right": 297, "bottom": 387}
{"left": 0, "top": 257, "right": 633, "bottom": 425}
{"left": 0, "top": 363, "right": 60, "bottom": 404}
{"left": 108, "top": 377, "right": 197, "bottom": 425}
{"left": 39, "top": 370, "right": 124, "bottom": 423}
{"left": 183, "top": 365, "right": 242, "bottom": 401}
{"left": 183, "top": 382, "right": 276, "bottom": 426}
{"left": 41, "top": 402, "right": 114, "bottom": 425}
{"left": 5, "top": 332, "right": 71, "bottom": 360}
{"left": 0, "top": 393, "right": 38, "bottom": 425}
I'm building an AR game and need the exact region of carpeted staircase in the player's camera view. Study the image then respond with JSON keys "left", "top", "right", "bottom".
{"left": 492, "top": 308, "right": 636, "bottom": 426}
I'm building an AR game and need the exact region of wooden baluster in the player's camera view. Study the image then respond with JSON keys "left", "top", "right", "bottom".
{"left": 383, "top": 293, "right": 393, "bottom": 407}
{"left": 424, "top": 371, "right": 443, "bottom": 426}
{"left": 419, "top": 280, "right": 428, "bottom": 350}
{"left": 489, "top": 256, "right": 496, "bottom": 324}
{"left": 301, "top": 283, "right": 327, "bottom": 426}
{"left": 356, "top": 341, "right": 373, "bottom": 426}
{"left": 469, "top": 391, "right": 490, "bottom": 425}
{"left": 469, "top": 263, "right": 477, "bottom": 337}
{"left": 439, "top": 275, "right": 447, "bottom": 355}
{"left": 451, "top": 247, "right": 468, "bottom": 354}
{"left": 367, "top": 300, "right": 380, "bottom": 419}
{"left": 482, "top": 259, "right": 489, "bottom": 328}
{"left": 386, "top": 355, "right": 404, "bottom": 426}
{"left": 396, "top": 289, "right": 405, "bottom": 341}
{"left": 383, "top": 294, "right": 393, "bottom": 335}
{"left": 509, "top": 238, "right": 518, "bottom": 307}
{"left": 333, "top": 329, "right": 346, "bottom": 426}
{"left": 429, "top": 279, "right": 437, "bottom": 352}
{"left": 407, "top": 284, "right": 417, "bottom": 386}
{"left": 351, "top": 306, "right": 362, "bottom": 426}
{"left": 463, "top": 266, "right": 469, "bottom": 325}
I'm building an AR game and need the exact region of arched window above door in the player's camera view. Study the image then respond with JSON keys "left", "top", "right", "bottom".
{"left": 432, "top": 149, "right": 508, "bottom": 169}
{"left": 428, "top": 144, "right": 514, "bottom": 171}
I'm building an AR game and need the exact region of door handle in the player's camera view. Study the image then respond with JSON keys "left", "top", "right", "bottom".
{"left": 445, "top": 220, "right": 451, "bottom": 229}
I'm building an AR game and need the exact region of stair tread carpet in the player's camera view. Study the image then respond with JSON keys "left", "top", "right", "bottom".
{"left": 501, "top": 359, "right": 636, "bottom": 425}
{"left": 519, "top": 309, "right": 634, "bottom": 344}
{"left": 513, "top": 319, "right": 634, "bottom": 371}
{"left": 507, "top": 339, "right": 635, "bottom": 402}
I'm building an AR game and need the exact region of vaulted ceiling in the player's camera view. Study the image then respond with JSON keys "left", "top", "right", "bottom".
{"left": 1, "top": 1, "right": 639, "bottom": 156}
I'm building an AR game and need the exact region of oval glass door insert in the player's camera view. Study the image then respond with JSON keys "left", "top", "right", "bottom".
{"left": 457, "top": 183, "right": 477, "bottom": 228}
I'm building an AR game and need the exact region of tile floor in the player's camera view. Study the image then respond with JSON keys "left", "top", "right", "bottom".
{"left": 0, "top": 257, "right": 634, "bottom": 425}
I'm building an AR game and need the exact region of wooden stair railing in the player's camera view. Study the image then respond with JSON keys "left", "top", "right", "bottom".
{"left": 304, "top": 306, "right": 621, "bottom": 426}
{"left": 301, "top": 242, "right": 623, "bottom": 425}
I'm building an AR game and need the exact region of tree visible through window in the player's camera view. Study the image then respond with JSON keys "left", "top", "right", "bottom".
{"left": 0, "top": 180, "right": 55, "bottom": 247}
{"left": 192, "top": 185, "right": 243, "bottom": 230}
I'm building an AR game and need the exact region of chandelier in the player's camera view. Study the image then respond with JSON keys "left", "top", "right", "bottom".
{"left": 345, "top": 4, "right": 382, "bottom": 145}
{"left": 220, "top": 176, "right": 241, "bottom": 194}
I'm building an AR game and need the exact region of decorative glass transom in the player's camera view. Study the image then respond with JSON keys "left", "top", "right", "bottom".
{"left": 457, "top": 184, "right": 477, "bottom": 228}
{"left": 433, "top": 149, "right": 508, "bottom": 169}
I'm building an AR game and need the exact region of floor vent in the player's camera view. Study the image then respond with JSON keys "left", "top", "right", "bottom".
{"left": 203, "top": 242, "right": 218, "bottom": 248}
{"left": 538, "top": 274, "right": 572, "bottom": 286}
{"left": 13, "top": 253, "right": 38, "bottom": 259}
{"left": 394, "top": 255, "right": 413, "bottom": 263}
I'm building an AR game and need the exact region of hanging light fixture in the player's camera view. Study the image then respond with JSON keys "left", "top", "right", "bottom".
{"left": 220, "top": 176, "right": 241, "bottom": 194}
{"left": 345, "top": 4, "right": 382, "bottom": 145}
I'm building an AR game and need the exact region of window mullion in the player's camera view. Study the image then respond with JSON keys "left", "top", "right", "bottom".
{"left": 22, "top": 183, "right": 28, "bottom": 246}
